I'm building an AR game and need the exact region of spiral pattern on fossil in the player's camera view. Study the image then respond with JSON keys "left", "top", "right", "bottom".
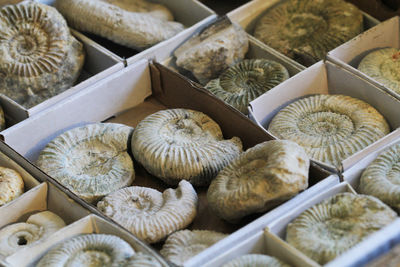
{"left": 205, "top": 59, "right": 289, "bottom": 114}
{"left": 222, "top": 254, "right": 291, "bottom": 267}
{"left": 0, "top": 167, "right": 24, "bottom": 206}
{"left": 286, "top": 193, "right": 396, "bottom": 264}
{"left": 131, "top": 109, "right": 243, "bottom": 186}
{"left": 254, "top": 0, "right": 363, "bottom": 66}
{"left": 97, "top": 180, "right": 198, "bottom": 244}
{"left": 268, "top": 94, "right": 390, "bottom": 167}
{"left": 37, "top": 123, "right": 134, "bottom": 203}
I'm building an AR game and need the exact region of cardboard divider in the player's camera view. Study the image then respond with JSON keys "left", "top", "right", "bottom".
{"left": 346, "top": 0, "right": 400, "bottom": 21}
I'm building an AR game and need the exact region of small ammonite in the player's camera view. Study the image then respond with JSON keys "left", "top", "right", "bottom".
{"left": 205, "top": 59, "right": 289, "bottom": 114}
{"left": 286, "top": 193, "right": 397, "bottom": 265}
{"left": 131, "top": 108, "right": 243, "bottom": 186}
{"left": 160, "top": 229, "right": 227, "bottom": 266}
{"left": 97, "top": 180, "right": 198, "bottom": 244}
{"left": 254, "top": 0, "right": 363, "bottom": 66}
{"left": 207, "top": 140, "right": 309, "bottom": 222}
{"left": 0, "top": 1, "right": 85, "bottom": 108}
{"left": 222, "top": 254, "right": 291, "bottom": 267}
{"left": 37, "top": 123, "right": 134, "bottom": 203}
{"left": 268, "top": 94, "right": 390, "bottom": 167}
{"left": 0, "top": 167, "right": 24, "bottom": 206}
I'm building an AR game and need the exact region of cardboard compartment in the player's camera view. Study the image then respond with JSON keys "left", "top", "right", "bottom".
{"left": 346, "top": 0, "right": 400, "bottom": 21}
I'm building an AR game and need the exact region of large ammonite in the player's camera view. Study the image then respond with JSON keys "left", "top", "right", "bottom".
{"left": 207, "top": 140, "right": 309, "bottom": 222}
{"left": 253, "top": 0, "right": 363, "bottom": 66}
{"left": 268, "top": 94, "right": 390, "bottom": 167}
{"left": 37, "top": 123, "right": 134, "bottom": 203}
{"left": 205, "top": 59, "right": 289, "bottom": 114}
{"left": 222, "top": 254, "right": 291, "bottom": 267}
{"left": 0, "top": 167, "right": 24, "bottom": 206}
{"left": 0, "top": 1, "right": 85, "bottom": 108}
{"left": 97, "top": 180, "right": 198, "bottom": 244}
{"left": 286, "top": 193, "right": 396, "bottom": 265}
{"left": 131, "top": 109, "right": 243, "bottom": 186}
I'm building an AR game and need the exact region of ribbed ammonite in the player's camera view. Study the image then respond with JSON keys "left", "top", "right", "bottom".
{"left": 0, "top": 211, "right": 66, "bottom": 257}
{"left": 268, "top": 94, "right": 390, "bottom": 167}
{"left": 160, "top": 230, "right": 227, "bottom": 266}
{"left": 222, "top": 254, "right": 291, "bottom": 267}
{"left": 37, "top": 123, "right": 134, "bottom": 203}
{"left": 131, "top": 109, "right": 243, "bottom": 186}
{"left": 286, "top": 193, "right": 397, "bottom": 265}
{"left": 0, "top": 1, "right": 85, "bottom": 108}
{"left": 253, "top": 0, "right": 363, "bottom": 66}
{"left": 97, "top": 180, "right": 198, "bottom": 244}
{"left": 0, "top": 167, "right": 24, "bottom": 206}
{"left": 207, "top": 140, "right": 309, "bottom": 222}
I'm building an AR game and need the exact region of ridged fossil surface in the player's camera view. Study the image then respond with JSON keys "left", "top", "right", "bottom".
{"left": 0, "top": 167, "right": 24, "bottom": 206}
{"left": 222, "top": 254, "right": 291, "bottom": 267}
{"left": 207, "top": 140, "right": 309, "bottom": 222}
{"left": 174, "top": 17, "right": 249, "bottom": 85}
{"left": 131, "top": 109, "right": 243, "bottom": 186}
{"left": 268, "top": 94, "right": 390, "bottom": 167}
{"left": 0, "top": 211, "right": 66, "bottom": 257}
{"left": 0, "top": 106, "right": 5, "bottom": 131}
{"left": 55, "top": 0, "right": 184, "bottom": 50}
{"left": 286, "top": 193, "right": 397, "bottom": 264}
{"left": 97, "top": 180, "right": 198, "bottom": 244}
{"left": 205, "top": 59, "right": 289, "bottom": 114}
{"left": 37, "top": 123, "right": 134, "bottom": 203}
{"left": 160, "top": 229, "right": 227, "bottom": 266}
{"left": 0, "top": 1, "right": 85, "bottom": 108}
{"left": 254, "top": 0, "right": 363, "bottom": 66}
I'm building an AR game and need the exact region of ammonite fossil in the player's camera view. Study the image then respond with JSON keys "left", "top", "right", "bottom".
{"left": 0, "top": 167, "right": 24, "bottom": 206}
{"left": 286, "top": 193, "right": 397, "bottom": 264}
{"left": 0, "top": 1, "right": 85, "bottom": 108}
{"left": 97, "top": 180, "right": 198, "bottom": 244}
{"left": 207, "top": 140, "right": 309, "bottom": 222}
{"left": 0, "top": 105, "right": 5, "bottom": 131}
{"left": 125, "top": 252, "right": 162, "bottom": 267}
{"left": 254, "top": 0, "right": 363, "bottom": 66}
{"left": 222, "top": 254, "right": 291, "bottom": 267}
{"left": 268, "top": 94, "right": 390, "bottom": 167}
{"left": 131, "top": 109, "right": 243, "bottom": 186}
{"left": 205, "top": 59, "right": 289, "bottom": 114}
{"left": 0, "top": 211, "right": 66, "bottom": 257}
{"left": 37, "top": 123, "right": 134, "bottom": 203}
{"left": 174, "top": 17, "right": 249, "bottom": 85}
{"left": 160, "top": 230, "right": 227, "bottom": 266}
{"left": 54, "top": 0, "right": 184, "bottom": 50}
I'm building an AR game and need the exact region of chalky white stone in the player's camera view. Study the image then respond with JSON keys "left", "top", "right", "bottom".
{"left": 0, "top": 167, "right": 24, "bottom": 206}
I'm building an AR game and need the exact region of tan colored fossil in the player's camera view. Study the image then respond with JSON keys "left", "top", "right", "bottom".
{"left": 0, "top": 1, "right": 85, "bottom": 108}
{"left": 37, "top": 123, "right": 134, "bottom": 203}
{"left": 0, "top": 167, "right": 24, "bottom": 206}
{"left": 222, "top": 254, "right": 291, "bottom": 267}
{"left": 97, "top": 180, "right": 198, "bottom": 244}
{"left": 0, "top": 105, "right": 5, "bottom": 131}
{"left": 207, "top": 140, "right": 309, "bottom": 222}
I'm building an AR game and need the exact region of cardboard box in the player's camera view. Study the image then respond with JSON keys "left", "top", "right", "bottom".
{"left": 346, "top": 0, "right": 400, "bottom": 21}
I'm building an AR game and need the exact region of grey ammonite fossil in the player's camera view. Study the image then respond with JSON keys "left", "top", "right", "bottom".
{"left": 286, "top": 193, "right": 397, "bottom": 265}
{"left": 0, "top": 167, "right": 24, "bottom": 206}
{"left": 0, "top": 1, "right": 85, "bottom": 108}
{"left": 207, "top": 140, "right": 309, "bottom": 222}
{"left": 254, "top": 0, "right": 363, "bottom": 66}
{"left": 222, "top": 254, "right": 291, "bottom": 267}
{"left": 37, "top": 123, "right": 134, "bottom": 203}
{"left": 131, "top": 109, "right": 243, "bottom": 186}
{"left": 97, "top": 180, "right": 198, "bottom": 244}
{"left": 268, "top": 94, "right": 390, "bottom": 167}
{"left": 205, "top": 59, "right": 289, "bottom": 114}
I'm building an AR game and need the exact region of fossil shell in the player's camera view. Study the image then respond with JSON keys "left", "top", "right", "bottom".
{"left": 207, "top": 140, "right": 309, "bottom": 222}
{"left": 131, "top": 109, "right": 243, "bottom": 186}
{"left": 222, "top": 254, "right": 291, "bottom": 267}
{"left": 286, "top": 192, "right": 397, "bottom": 264}
{"left": 37, "top": 123, "right": 134, "bottom": 203}
{"left": 0, "top": 1, "right": 85, "bottom": 108}
{"left": 174, "top": 17, "right": 249, "bottom": 85}
{"left": 125, "top": 252, "right": 162, "bottom": 267}
{"left": 97, "top": 180, "right": 198, "bottom": 244}
{"left": 254, "top": 0, "right": 363, "bottom": 66}
{"left": 268, "top": 94, "right": 390, "bottom": 167}
{"left": 0, "top": 211, "right": 66, "bottom": 257}
{"left": 54, "top": 0, "right": 184, "bottom": 50}
{"left": 160, "top": 229, "right": 227, "bottom": 266}
{"left": 0, "top": 105, "right": 5, "bottom": 131}
{"left": 205, "top": 59, "right": 289, "bottom": 114}
{"left": 0, "top": 167, "right": 24, "bottom": 206}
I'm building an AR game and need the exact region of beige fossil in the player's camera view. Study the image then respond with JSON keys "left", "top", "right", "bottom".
{"left": 0, "top": 167, "right": 24, "bottom": 206}
{"left": 222, "top": 254, "right": 291, "bottom": 267}
{"left": 125, "top": 252, "right": 162, "bottom": 267}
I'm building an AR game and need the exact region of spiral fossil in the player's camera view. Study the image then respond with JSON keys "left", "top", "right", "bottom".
{"left": 222, "top": 254, "right": 291, "bottom": 267}
{"left": 0, "top": 167, "right": 24, "bottom": 207}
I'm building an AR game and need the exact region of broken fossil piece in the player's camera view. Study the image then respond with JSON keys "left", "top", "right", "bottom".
{"left": 0, "top": 105, "right": 5, "bottom": 131}
{"left": 222, "top": 254, "right": 291, "bottom": 267}
{"left": 0, "top": 167, "right": 24, "bottom": 206}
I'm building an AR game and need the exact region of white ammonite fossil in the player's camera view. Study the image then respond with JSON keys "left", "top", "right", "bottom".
{"left": 125, "top": 252, "right": 162, "bottom": 267}
{"left": 97, "top": 180, "right": 198, "bottom": 244}
{"left": 160, "top": 230, "right": 227, "bottom": 266}
{"left": 254, "top": 0, "right": 363, "bottom": 66}
{"left": 0, "top": 211, "right": 66, "bottom": 257}
{"left": 205, "top": 59, "right": 289, "bottom": 114}
{"left": 0, "top": 1, "right": 85, "bottom": 108}
{"left": 286, "top": 193, "right": 397, "bottom": 265}
{"left": 0, "top": 167, "right": 24, "bottom": 206}
{"left": 222, "top": 254, "right": 291, "bottom": 267}
{"left": 131, "top": 109, "right": 243, "bottom": 186}
{"left": 37, "top": 123, "right": 134, "bottom": 203}
{"left": 268, "top": 94, "right": 390, "bottom": 167}
{"left": 207, "top": 140, "right": 309, "bottom": 222}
